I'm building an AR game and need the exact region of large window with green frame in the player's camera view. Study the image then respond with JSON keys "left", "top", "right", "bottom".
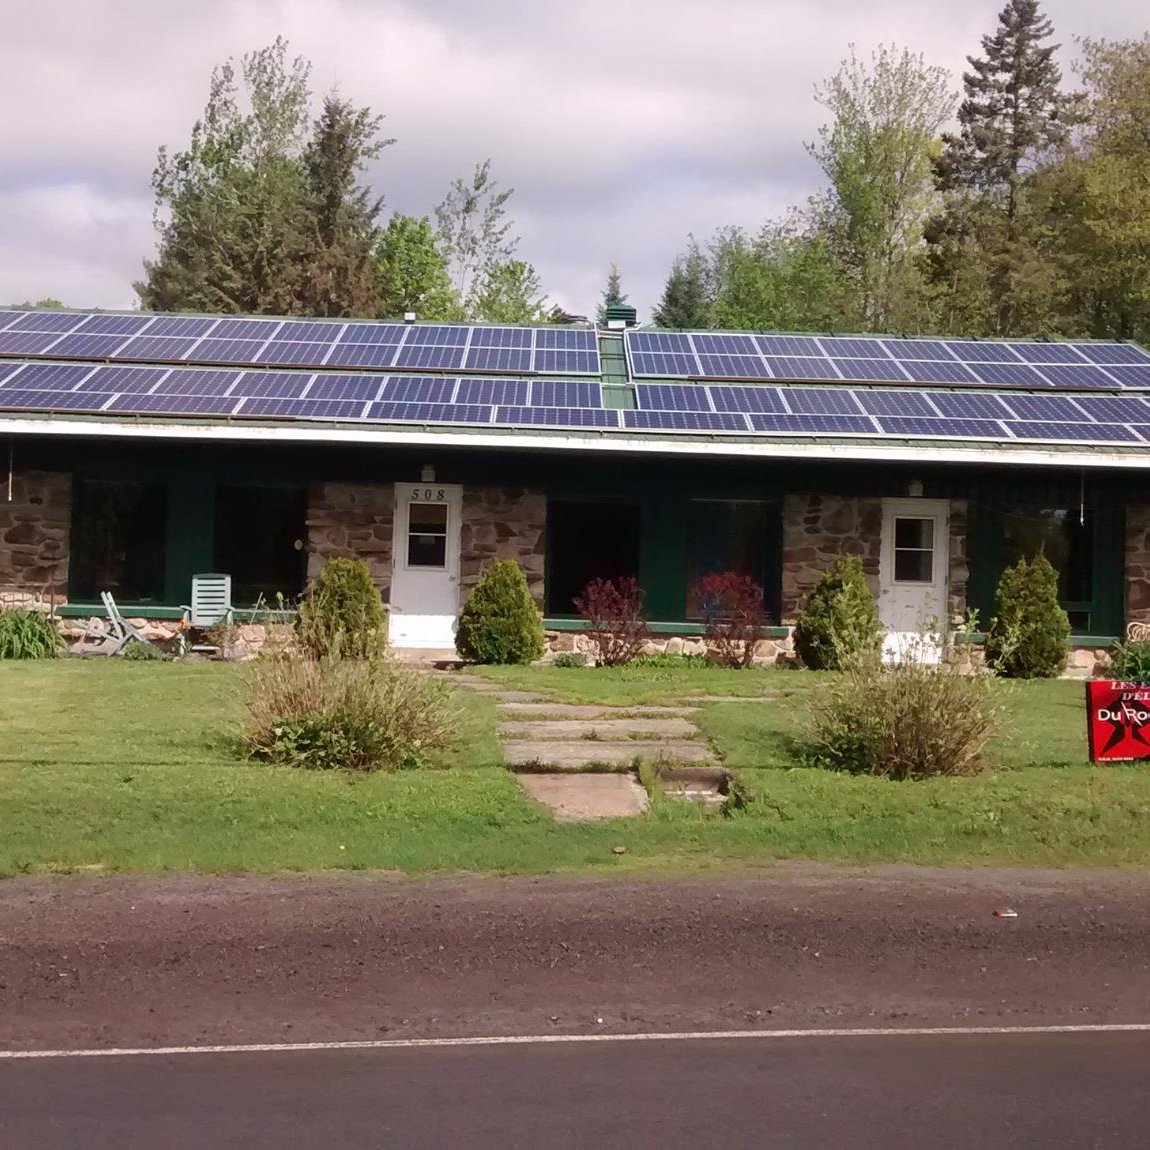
{"left": 546, "top": 498, "right": 642, "bottom": 615}
{"left": 685, "top": 499, "right": 780, "bottom": 620}
{"left": 214, "top": 484, "right": 308, "bottom": 606}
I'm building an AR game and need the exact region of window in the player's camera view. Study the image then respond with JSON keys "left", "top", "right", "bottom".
{"left": 893, "top": 517, "right": 935, "bottom": 583}
{"left": 546, "top": 500, "right": 641, "bottom": 614}
{"left": 686, "top": 500, "right": 775, "bottom": 618}
{"left": 215, "top": 486, "right": 307, "bottom": 605}
{"left": 1003, "top": 507, "right": 1093, "bottom": 631}
{"left": 407, "top": 502, "right": 448, "bottom": 568}
{"left": 70, "top": 479, "right": 167, "bottom": 602}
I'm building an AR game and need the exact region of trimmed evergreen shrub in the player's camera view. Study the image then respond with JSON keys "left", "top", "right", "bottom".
{"left": 0, "top": 608, "right": 63, "bottom": 659}
{"left": 455, "top": 559, "right": 545, "bottom": 665}
{"left": 984, "top": 551, "right": 1070, "bottom": 679}
{"left": 792, "top": 556, "right": 882, "bottom": 671}
{"left": 296, "top": 557, "right": 387, "bottom": 660}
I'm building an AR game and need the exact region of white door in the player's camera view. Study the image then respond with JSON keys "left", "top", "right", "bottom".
{"left": 878, "top": 499, "right": 949, "bottom": 663}
{"left": 388, "top": 483, "right": 463, "bottom": 648}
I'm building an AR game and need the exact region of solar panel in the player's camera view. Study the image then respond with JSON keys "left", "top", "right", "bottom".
{"left": 623, "top": 410, "right": 748, "bottom": 432}
{"left": 696, "top": 354, "right": 772, "bottom": 379}
{"left": 464, "top": 346, "right": 532, "bottom": 373}
{"left": 184, "top": 338, "right": 264, "bottom": 364}
{"left": 894, "top": 360, "right": 980, "bottom": 385}
{"left": 0, "top": 361, "right": 24, "bottom": 384}
{"left": 629, "top": 352, "right": 699, "bottom": 378}
{"left": 41, "top": 333, "right": 129, "bottom": 359}
{"left": 404, "top": 325, "right": 469, "bottom": 347}
{"left": 74, "top": 313, "right": 153, "bottom": 336}
{"left": 113, "top": 335, "right": 199, "bottom": 361}
{"left": 999, "top": 394, "right": 1090, "bottom": 422}
{"left": 966, "top": 362, "right": 1050, "bottom": 387}
{"left": 881, "top": 340, "right": 957, "bottom": 361}
{"left": 456, "top": 378, "right": 530, "bottom": 406}
{"left": 928, "top": 392, "right": 1014, "bottom": 419}
{"left": 325, "top": 343, "right": 397, "bottom": 369}
{"left": 708, "top": 386, "right": 786, "bottom": 414}
{"left": 818, "top": 337, "right": 891, "bottom": 359}
{"left": 381, "top": 377, "right": 457, "bottom": 404}
{"left": 1007, "top": 421, "right": 1139, "bottom": 443}
{"left": 784, "top": 388, "right": 864, "bottom": 415}
{"left": 207, "top": 318, "right": 282, "bottom": 341}
{"left": 275, "top": 320, "right": 342, "bottom": 342}
{"left": 494, "top": 406, "right": 620, "bottom": 428}
{"left": 5, "top": 362, "right": 95, "bottom": 390}
{"left": 531, "top": 380, "right": 601, "bottom": 407}
{"left": 393, "top": 344, "right": 466, "bottom": 370}
{"left": 535, "top": 328, "right": 597, "bottom": 350}
{"left": 533, "top": 349, "right": 599, "bottom": 373}
{"left": 368, "top": 401, "right": 493, "bottom": 424}
{"left": 1036, "top": 364, "right": 1121, "bottom": 389}
{"left": 630, "top": 331, "right": 694, "bottom": 353}
{"left": 693, "top": 333, "right": 760, "bottom": 356}
{"left": 338, "top": 323, "right": 406, "bottom": 345}
{"left": 755, "top": 335, "right": 823, "bottom": 357}
{"left": 1071, "top": 396, "right": 1150, "bottom": 422}
{"left": 109, "top": 393, "right": 240, "bottom": 416}
{"left": 1008, "top": 342, "right": 1087, "bottom": 364}
{"left": 747, "top": 413, "right": 877, "bottom": 435}
{"left": 74, "top": 366, "right": 168, "bottom": 393}
{"left": 239, "top": 396, "right": 365, "bottom": 421}
{"left": 0, "top": 331, "right": 68, "bottom": 355}
{"left": 635, "top": 384, "right": 713, "bottom": 411}
{"left": 0, "top": 389, "right": 113, "bottom": 411}
{"left": 7, "top": 311, "right": 87, "bottom": 333}
{"left": 469, "top": 327, "right": 533, "bottom": 349}
{"left": 944, "top": 341, "right": 1023, "bottom": 363}
{"left": 230, "top": 372, "right": 311, "bottom": 399}
{"left": 876, "top": 416, "right": 1006, "bottom": 439}
{"left": 1076, "top": 343, "right": 1150, "bottom": 365}
{"left": 829, "top": 358, "right": 909, "bottom": 383}
{"left": 762, "top": 356, "right": 837, "bottom": 380}
{"left": 306, "top": 374, "right": 383, "bottom": 403}
{"left": 153, "top": 369, "right": 241, "bottom": 396}
{"left": 1099, "top": 366, "right": 1150, "bottom": 389}
{"left": 854, "top": 391, "right": 940, "bottom": 418}
{"left": 142, "top": 315, "right": 219, "bottom": 338}
{"left": 253, "top": 341, "right": 330, "bottom": 366}
{"left": 0, "top": 311, "right": 24, "bottom": 330}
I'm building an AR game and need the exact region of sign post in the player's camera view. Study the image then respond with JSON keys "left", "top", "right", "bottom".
{"left": 1086, "top": 681, "right": 1150, "bottom": 762}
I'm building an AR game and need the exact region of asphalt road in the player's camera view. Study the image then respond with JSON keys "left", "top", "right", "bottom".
{"left": 3, "top": 1033, "right": 1150, "bottom": 1148}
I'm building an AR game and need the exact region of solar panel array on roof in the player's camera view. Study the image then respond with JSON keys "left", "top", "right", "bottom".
{"left": 0, "top": 311, "right": 601, "bottom": 376}
{"left": 625, "top": 330, "right": 1150, "bottom": 389}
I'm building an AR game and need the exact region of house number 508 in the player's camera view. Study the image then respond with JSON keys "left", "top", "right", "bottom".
{"left": 411, "top": 488, "right": 446, "bottom": 501}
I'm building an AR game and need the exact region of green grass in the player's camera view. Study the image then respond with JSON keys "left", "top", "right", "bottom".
{"left": 3, "top": 660, "right": 1148, "bottom": 876}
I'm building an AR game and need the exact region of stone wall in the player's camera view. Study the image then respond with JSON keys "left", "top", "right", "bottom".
{"left": 305, "top": 481, "right": 394, "bottom": 602}
{"left": 0, "top": 470, "right": 71, "bottom": 608}
{"left": 1125, "top": 500, "right": 1150, "bottom": 628}
{"left": 780, "top": 493, "right": 883, "bottom": 623}
{"left": 460, "top": 486, "right": 546, "bottom": 607}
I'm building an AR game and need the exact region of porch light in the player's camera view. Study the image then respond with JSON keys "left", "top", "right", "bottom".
{"left": 907, "top": 479, "right": 924, "bottom": 498}
{"left": 420, "top": 464, "right": 436, "bottom": 483}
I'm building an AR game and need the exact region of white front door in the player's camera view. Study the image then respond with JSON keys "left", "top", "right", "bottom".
{"left": 878, "top": 499, "right": 950, "bottom": 663}
{"left": 388, "top": 483, "right": 463, "bottom": 648}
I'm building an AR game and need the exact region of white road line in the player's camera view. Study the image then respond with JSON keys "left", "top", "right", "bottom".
{"left": 3, "top": 1023, "right": 1150, "bottom": 1061}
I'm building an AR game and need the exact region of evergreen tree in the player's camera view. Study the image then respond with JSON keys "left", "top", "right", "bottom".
{"left": 653, "top": 242, "right": 710, "bottom": 328}
{"left": 596, "top": 263, "right": 628, "bottom": 325}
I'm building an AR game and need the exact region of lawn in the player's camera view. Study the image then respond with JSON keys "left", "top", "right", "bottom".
{"left": 2, "top": 660, "right": 1149, "bottom": 875}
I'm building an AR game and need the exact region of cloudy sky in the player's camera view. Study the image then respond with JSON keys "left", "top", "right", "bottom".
{"left": 1, "top": 0, "right": 1144, "bottom": 318}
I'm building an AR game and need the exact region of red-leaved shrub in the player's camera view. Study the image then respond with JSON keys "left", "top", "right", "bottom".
{"left": 694, "top": 571, "right": 769, "bottom": 669}
{"left": 574, "top": 576, "right": 651, "bottom": 667}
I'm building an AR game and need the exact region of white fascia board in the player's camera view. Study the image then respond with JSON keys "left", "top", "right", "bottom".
{"left": 1, "top": 415, "right": 1147, "bottom": 471}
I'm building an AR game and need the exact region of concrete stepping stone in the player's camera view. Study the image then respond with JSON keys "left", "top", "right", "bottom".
{"left": 500, "top": 717, "right": 698, "bottom": 741}
{"left": 496, "top": 703, "right": 697, "bottom": 719}
{"left": 518, "top": 773, "right": 649, "bottom": 821}
{"left": 493, "top": 691, "right": 557, "bottom": 704}
{"left": 504, "top": 740, "right": 718, "bottom": 770}
{"left": 671, "top": 694, "right": 774, "bottom": 704}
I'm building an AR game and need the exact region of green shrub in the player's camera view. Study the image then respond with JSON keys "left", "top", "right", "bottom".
{"left": 455, "top": 560, "right": 544, "bottom": 665}
{"left": 0, "top": 609, "right": 63, "bottom": 659}
{"left": 551, "top": 652, "right": 588, "bottom": 668}
{"left": 297, "top": 557, "right": 387, "bottom": 660}
{"left": 121, "top": 639, "right": 169, "bottom": 662}
{"left": 627, "top": 651, "right": 714, "bottom": 669}
{"left": 984, "top": 551, "right": 1070, "bottom": 679}
{"left": 1110, "top": 639, "right": 1150, "bottom": 682}
{"left": 806, "top": 655, "right": 998, "bottom": 780}
{"left": 243, "top": 650, "right": 456, "bottom": 771}
{"left": 792, "top": 556, "right": 882, "bottom": 671}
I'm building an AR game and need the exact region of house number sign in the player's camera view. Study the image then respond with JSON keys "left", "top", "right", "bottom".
{"left": 409, "top": 488, "right": 448, "bottom": 502}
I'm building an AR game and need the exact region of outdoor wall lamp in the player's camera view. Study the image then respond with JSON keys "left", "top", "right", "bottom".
{"left": 420, "top": 464, "right": 436, "bottom": 483}
{"left": 907, "top": 479, "right": 924, "bottom": 498}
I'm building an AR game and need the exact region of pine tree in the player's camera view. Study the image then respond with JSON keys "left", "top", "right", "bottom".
{"left": 596, "top": 263, "right": 628, "bottom": 325}
{"left": 653, "top": 243, "right": 710, "bottom": 328}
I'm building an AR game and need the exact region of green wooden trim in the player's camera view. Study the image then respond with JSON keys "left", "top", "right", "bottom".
{"left": 56, "top": 603, "right": 297, "bottom": 623}
{"left": 542, "top": 616, "right": 790, "bottom": 638}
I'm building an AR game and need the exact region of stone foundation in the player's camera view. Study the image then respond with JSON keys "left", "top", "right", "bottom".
{"left": 306, "top": 481, "right": 394, "bottom": 602}
{"left": 461, "top": 486, "right": 546, "bottom": 607}
{"left": 0, "top": 470, "right": 71, "bottom": 607}
{"left": 545, "top": 630, "right": 796, "bottom": 665}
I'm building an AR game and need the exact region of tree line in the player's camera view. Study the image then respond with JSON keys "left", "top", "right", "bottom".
{"left": 654, "top": 2, "right": 1150, "bottom": 345}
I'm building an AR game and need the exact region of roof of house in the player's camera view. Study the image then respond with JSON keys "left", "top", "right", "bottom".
{"left": 2, "top": 307, "right": 1150, "bottom": 471}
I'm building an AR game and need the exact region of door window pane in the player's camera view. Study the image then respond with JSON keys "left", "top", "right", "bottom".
{"left": 70, "top": 479, "right": 167, "bottom": 602}
{"left": 215, "top": 486, "right": 307, "bottom": 605}
{"left": 407, "top": 501, "right": 448, "bottom": 568}
{"left": 893, "top": 517, "right": 934, "bottom": 583}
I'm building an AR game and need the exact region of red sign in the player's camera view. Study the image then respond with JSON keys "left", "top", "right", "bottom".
{"left": 1086, "top": 681, "right": 1150, "bottom": 762}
